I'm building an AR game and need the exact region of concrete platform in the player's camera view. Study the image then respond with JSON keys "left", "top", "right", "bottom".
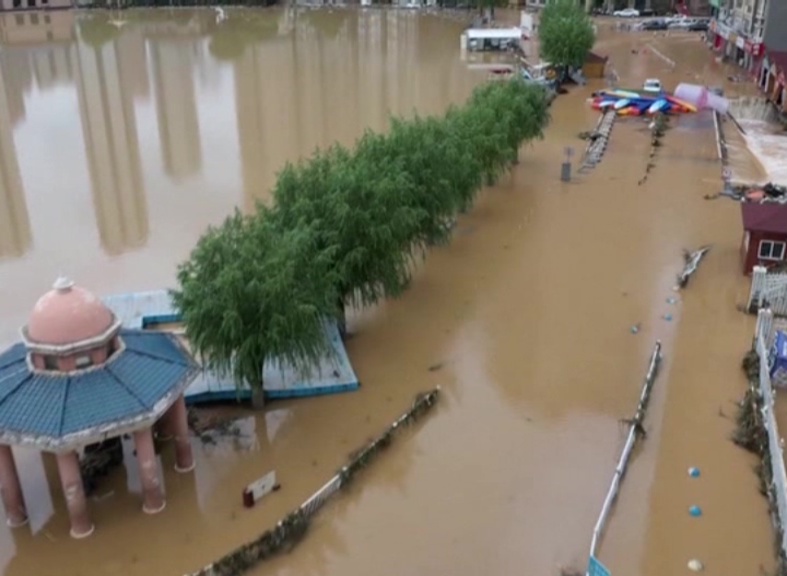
{"left": 102, "top": 290, "right": 360, "bottom": 404}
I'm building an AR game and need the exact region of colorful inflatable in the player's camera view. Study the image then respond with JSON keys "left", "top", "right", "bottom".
{"left": 588, "top": 88, "right": 697, "bottom": 117}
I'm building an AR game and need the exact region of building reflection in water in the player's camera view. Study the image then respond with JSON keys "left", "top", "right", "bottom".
{"left": 232, "top": 9, "right": 460, "bottom": 207}
{"left": 151, "top": 39, "right": 202, "bottom": 182}
{"left": 74, "top": 23, "right": 149, "bottom": 256}
{"left": 0, "top": 55, "right": 31, "bottom": 261}
{"left": 0, "top": 11, "right": 77, "bottom": 260}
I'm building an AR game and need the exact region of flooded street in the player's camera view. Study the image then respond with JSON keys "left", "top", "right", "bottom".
{"left": 0, "top": 10, "right": 776, "bottom": 576}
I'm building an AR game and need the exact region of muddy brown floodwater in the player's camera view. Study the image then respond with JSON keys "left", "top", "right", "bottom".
{"left": 0, "top": 9, "right": 776, "bottom": 576}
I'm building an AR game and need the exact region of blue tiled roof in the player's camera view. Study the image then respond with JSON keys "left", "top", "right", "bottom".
{"left": 0, "top": 330, "right": 197, "bottom": 446}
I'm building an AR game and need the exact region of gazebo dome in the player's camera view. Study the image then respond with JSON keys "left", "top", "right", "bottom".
{"left": 25, "top": 277, "right": 116, "bottom": 346}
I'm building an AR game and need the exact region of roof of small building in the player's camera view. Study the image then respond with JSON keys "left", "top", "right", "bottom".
{"left": 25, "top": 278, "right": 117, "bottom": 347}
{"left": 585, "top": 51, "right": 608, "bottom": 63}
{"left": 742, "top": 203, "right": 787, "bottom": 235}
{"left": 0, "top": 330, "right": 197, "bottom": 450}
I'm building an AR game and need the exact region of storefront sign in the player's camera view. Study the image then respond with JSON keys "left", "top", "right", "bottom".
{"left": 745, "top": 41, "right": 763, "bottom": 56}
{"left": 736, "top": 36, "right": 745, "bottom": 49}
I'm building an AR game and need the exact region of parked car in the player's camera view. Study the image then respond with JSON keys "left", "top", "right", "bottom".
{"left": 668, "top": 16, "right": 701, "bottom": 29}
{"left": 613, "top": 8, "right": 640, "bottom": 17}
{"left": 688, "top": 20, "right": 709, "bottom": 31}
{"left": 643, "top": 78, "right": 663, "bottom": 93}
{"left": 641, "top": 18, "right": 668, "bottom": 31}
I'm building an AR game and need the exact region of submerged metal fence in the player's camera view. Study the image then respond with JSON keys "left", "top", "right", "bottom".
{"left": 183, "top": 388, "right": 441, "bottom": 576}
{"left": 749, "top": 267, "right": 787, "bottom": 317}
{"left": 755, "top": 309, "right": 787, "bottom": 562}
{"left": 585, "top": 342, "right": 663, "bottom": 576}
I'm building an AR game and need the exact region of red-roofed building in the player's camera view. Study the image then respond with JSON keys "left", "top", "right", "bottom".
{"left": 741, "top": 203, "right": 787, "bottom": 274}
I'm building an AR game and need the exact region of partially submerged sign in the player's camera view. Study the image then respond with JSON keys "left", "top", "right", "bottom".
{"left": 242, "top": 470, "right": 277, "bottom": 508}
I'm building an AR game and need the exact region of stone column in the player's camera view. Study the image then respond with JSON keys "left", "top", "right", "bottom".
{"left": 167, "top": 395, "right": 194, "bottom": 473}
{"left": 0, "top": 445, "right": 27, "bottom": 527}
{"left": 55, "top": 451, "right": 94, "bottom": 538}
{"left": 133, "top": 428, "right": 165, "bottom": 514}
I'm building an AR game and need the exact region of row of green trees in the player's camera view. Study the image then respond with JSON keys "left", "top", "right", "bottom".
{"left": 172, "top": 78, "right": 550, "bottom": 404}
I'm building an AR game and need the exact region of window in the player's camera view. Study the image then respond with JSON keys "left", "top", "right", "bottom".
{"left": 758, "top": 240, "right": 786, "bottom": 261}
{"left": 30, "top": 13, "right": 38, "bottom": 25}
{"left": 75, "top": 355, "right": 93, "bottom": 369}
{"left": 43, "top": 356, "right": 58, "bottom": 370}
{"left": 26, "top": 0, "right": 35, "bottom": 7}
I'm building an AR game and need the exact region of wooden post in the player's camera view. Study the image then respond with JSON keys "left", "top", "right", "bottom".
{"left": 751, "top": 266, "right": 768, "bottom": 310}
{"left": 757, "top": 308, "right": 774, "bottom": 347}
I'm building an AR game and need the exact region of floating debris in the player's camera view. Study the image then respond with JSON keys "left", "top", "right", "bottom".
{"left": 663, "top": 313, "right": 673, "bottom": 322}
{"left": 666, "top": 297, "right": 678, "bottom": 305}
{"left": 688, "top": 467, "right": 701, "bottom": 478}
{"left": 689, "top": 505, "right": 702, "bottom": 517}
{"left": 631, "top": 323, "right": 641, "bottom": 334}
{"left": 677, "top": 246, "right": 711, "bottom": 289}
{"left": 687, "top": 558, "right": 704, "bottom": 572}
{"left": 707, "top": 182, "right": 787, "bottom": 203}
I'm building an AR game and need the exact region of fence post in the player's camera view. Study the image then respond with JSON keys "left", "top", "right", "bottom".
{"left": 752, "top": 266, "right": 768, "bottom": 310}
{"left": 757, "top": 308, "right": 774, "bottom": 345}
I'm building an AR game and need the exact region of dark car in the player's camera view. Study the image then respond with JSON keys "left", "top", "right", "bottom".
{"left": 688, "top": 20, "right": 709, "bottom": 31}
{"left": 641, "top": 19, "right": 668, "bottom": 31}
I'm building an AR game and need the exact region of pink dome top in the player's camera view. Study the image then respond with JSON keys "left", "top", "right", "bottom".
{"left": 26, "top": 277, "right": 116, "bottom": 346}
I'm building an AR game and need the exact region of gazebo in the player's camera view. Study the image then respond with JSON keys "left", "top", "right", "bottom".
{"left": 0, "top": 277, "right": 198, "bottom": 538}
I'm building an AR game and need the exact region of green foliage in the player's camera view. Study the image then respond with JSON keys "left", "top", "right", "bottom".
{"left": 171, "top": 209, "right": 339, "bottom": 390}
{"left": 538, "top": 0, "right": 596, "bottom": 69}
{"left": 174, "top": 78, "right": 550, "bottom": 393}
{"left": 270, "top": 143, "right": 418, "bottom": 309}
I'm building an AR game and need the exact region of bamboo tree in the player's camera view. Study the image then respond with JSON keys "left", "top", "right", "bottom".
{"left": 171, "top": 209, "right": 339, "bottom": 407}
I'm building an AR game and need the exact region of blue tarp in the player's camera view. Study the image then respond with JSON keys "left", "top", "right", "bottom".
{"left": 770, "top": 331, "right": 787, "bottom": 388}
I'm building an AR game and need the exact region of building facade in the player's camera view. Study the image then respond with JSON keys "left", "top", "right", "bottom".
{"left": 709, "top": 0, "right": 787, "bottom": 110}
{"left": 0, "top": 0, "right": 71, "bottom": 11}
